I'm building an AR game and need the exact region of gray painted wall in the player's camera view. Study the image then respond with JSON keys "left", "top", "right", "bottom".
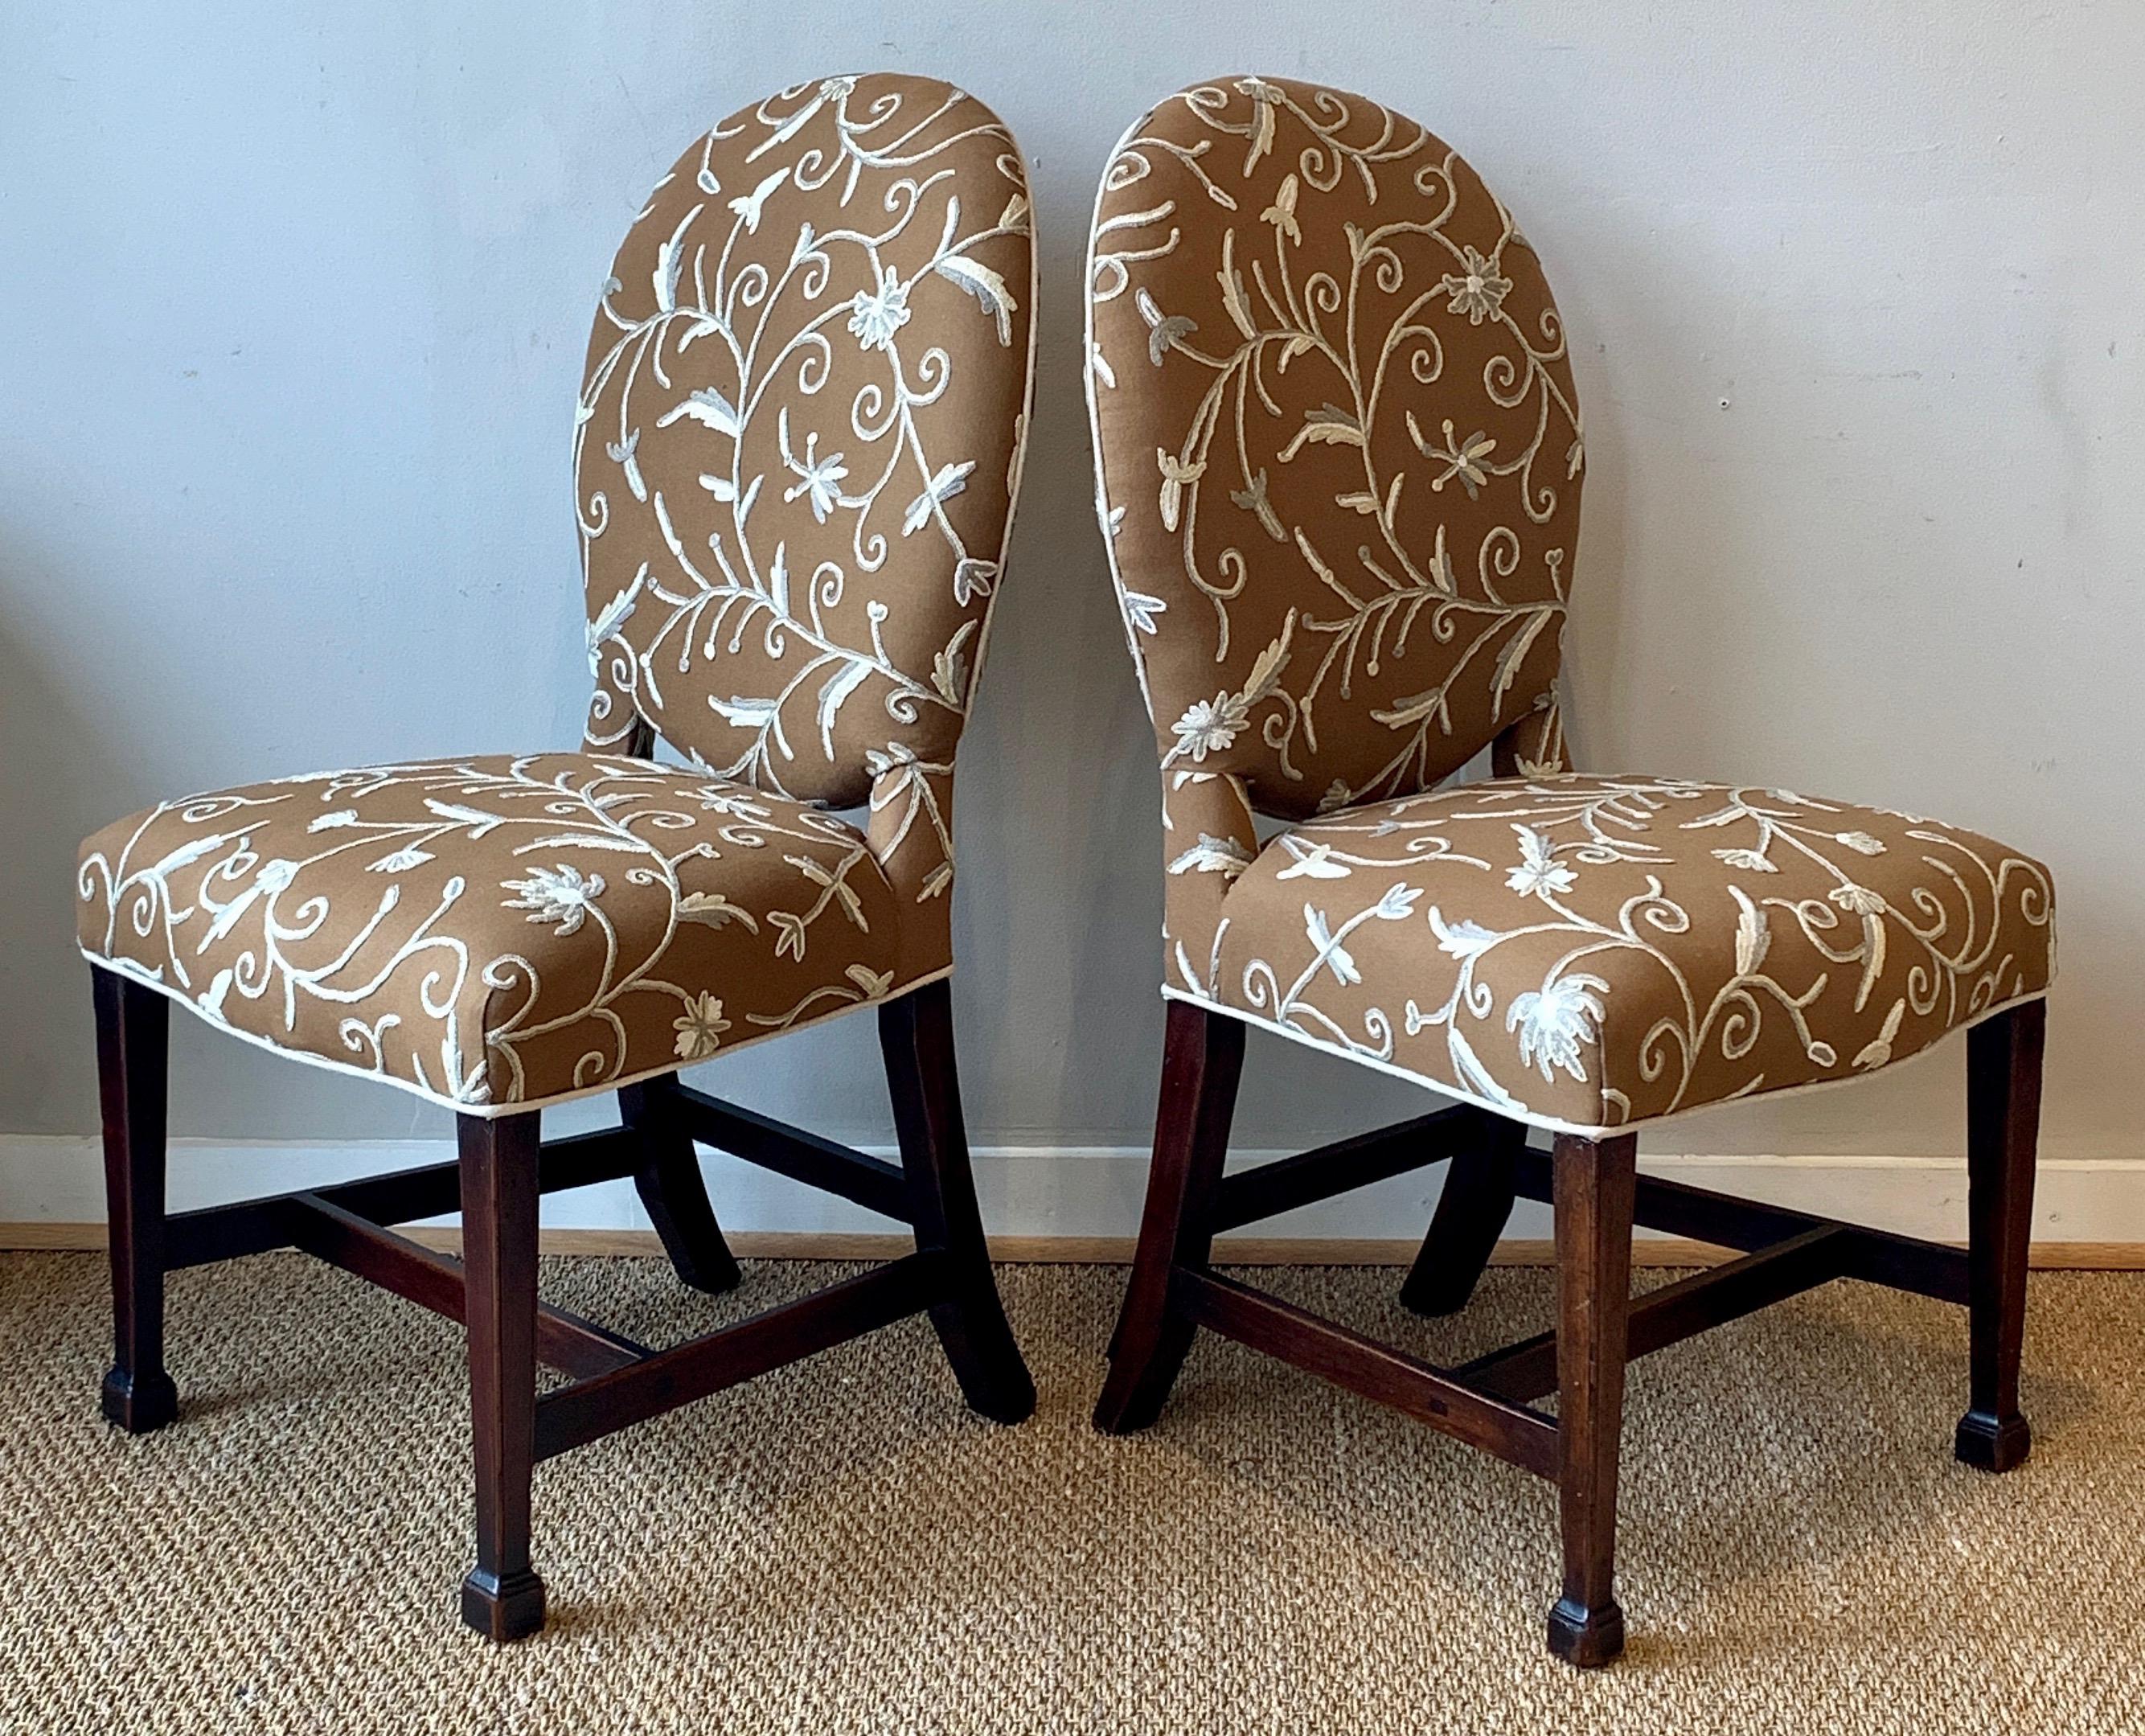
{"left": 3, "top": 2, "right": 2138, "bottom": 1182}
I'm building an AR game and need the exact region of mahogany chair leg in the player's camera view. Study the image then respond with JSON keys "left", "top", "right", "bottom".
{"left": 457, "top": 1110, "right": 547, "bottom": 1641}
{"left": 1955, "top": 999, "right": 2045, "bottom": 1473}
{"left": 1546, "top": 1131, "right": 1637, "bottom": 1668}
{"left": 1093, "top": 1002, "right": 1245, "bottom": 1434}
{"left": 880, "top": 980, "right": 1035, "bottom": 1425}
{"left": 92, "top": 968, "right": 179, "bottom": 1434}
{"left": 1400, "top": 1113, "right": 1525, "bottom": 1316}
{"left": 621, "top": 1075, "right": 741, "bottom": 1295}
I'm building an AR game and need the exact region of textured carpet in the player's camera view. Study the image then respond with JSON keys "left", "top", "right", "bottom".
{"left": 0, "top": 1252, "right": 2139, "bottom": 1734}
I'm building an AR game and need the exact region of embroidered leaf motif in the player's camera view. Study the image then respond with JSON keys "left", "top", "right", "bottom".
{"left": 726, "top": 166, "right": 789, "bottom": 233}
{"left": 657, "top": 388, "right": 741, "bottom": 438}
{"left": 652, "top": 203, "right": 701, "bottom": 313}
{"left": 815, "top": 659, "right": 872, "bottom": 758}
{"left": 1730, "top": 884, "right": 1770, "bottom": 977}
{"left": 677, "top": 891, "right": 761, "bottom": 932}
{"left": 1218, "top": 230, "right": 1258, "bottom": 339}
{"left": 934, "top": 256, "right": 1017, "bottom": 347}
{"left": 903, "top": 462, "right": 974, "bottom": 536}
{"left": 1279, "top": 404, "right": 1365, "bottom": 462}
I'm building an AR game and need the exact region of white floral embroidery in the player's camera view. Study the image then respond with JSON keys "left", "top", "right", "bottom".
{"left": 673, "top": 991, "right": 730, "bottom": 1060}
{"left": 847, "top": 266, "right": 912, "bottom": 351}
{"left": 1507, "top": 972, "right": 1607, "bottom": 1083}
{"left": 780, "top": 417, "right": 848, "bottom": 523}
{"left": 502, "top": 863, "right": 607, "bottom": 936}
{"left": 1439, "top": 245, "right": 1512, "bottom": 324}
{"left": 1504, "top": 825, "right": 1576, "bottom": 899}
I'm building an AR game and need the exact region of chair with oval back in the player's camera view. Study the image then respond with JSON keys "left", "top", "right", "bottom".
{"left": 75, "top": 72, "right": 1038, "bottom": 1640}
{"left": 1085, "top": 75, "right": 2054, "bottom": 1665}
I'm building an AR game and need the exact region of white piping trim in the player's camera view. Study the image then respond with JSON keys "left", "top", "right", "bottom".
{"left": 1159, "top": 981, "right": 2052, "bottom": 1139}
{"left": 950, "top": 83, "right": 1042, "bottom": 747}
{"left": 83, "top": 949, "right": 952, "bottom": 1122}
{"left": 1084, "top": 99, "right": 1167, "bottom": 727}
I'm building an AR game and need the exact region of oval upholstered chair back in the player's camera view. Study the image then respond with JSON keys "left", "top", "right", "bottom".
{"left": 578, "top": 74, "right": 1035, "bottom": 810}
{"left": 1088, "top": 76, "right": 1583, "bottom": 819}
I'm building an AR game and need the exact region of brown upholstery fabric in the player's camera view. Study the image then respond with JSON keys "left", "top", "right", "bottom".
{"left": 1090, "top": 78, "right": 2055, "bottom": 1130}
{"left": 76, "top": 75, "right": 1035, "bottom": 1115}
{"left": 1179, "top": 775, "right": 2053, "bottom": 1131}
{"left": 77, "top": 757, "right": 911, "bottom": 1114}
{"left": 579, "top": 72, "right": 1034, "bottom": 838}
{"left": 1088, "top": 75, "right": 1582, "bottom": 821}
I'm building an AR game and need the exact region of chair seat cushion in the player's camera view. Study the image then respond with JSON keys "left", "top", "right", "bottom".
{"left": 1192, "top": 774, "right": 2053, "bottom": 1132}
{"left": 77, "top": 754, "right": 917, "bottom": 1114}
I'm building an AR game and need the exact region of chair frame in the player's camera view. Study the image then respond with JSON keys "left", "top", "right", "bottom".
{"left": 93, "top": 964, "right": 1033, "bottom": 1640}
{"left": 1098, "top": 987, "right": 2044, "bottom": 1668}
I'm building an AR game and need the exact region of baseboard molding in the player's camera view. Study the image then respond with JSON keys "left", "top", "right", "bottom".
{"left": 3, "top": 1135, "right": 2143, "bottom": 1262}
{"left": 7, "top": 1221, "right": 2145, "bottom": 1270}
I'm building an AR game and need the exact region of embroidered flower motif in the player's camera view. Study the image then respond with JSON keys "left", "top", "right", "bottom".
{"left": 1438, "top": 246, "right": 1511, "bottom": 324}
{"left": 1828, "top": 883, "right": 1887, "bottom": 916}
{"left": 1170, "top": 693, "right": 1247, "bottom": 762}
{"left": 1407, "top": 414, "right": 1498, "bottom": 499}
{"left": 1504, "top": 826, "right": 1577, "bottom": 900}
{"left": 847, "top": 266, "right": 912, "bottom": 351}
{"left": 1507, "top": 973, "right": 1608, "bottom": 1083}
{"left": 1835, "top": 831, "right": 1886, "bottom": 856}
{"left": 781, "top": 429, "right": 848, "bottom": 523}
{"left": 501, "top": 864, "right": 606, "bottom": 936}
{"left": 672, "top": 991, "right": 730, "bottom": 1061}
{"left": 1713, "top": 847, "right": 1778, "bottom": 873}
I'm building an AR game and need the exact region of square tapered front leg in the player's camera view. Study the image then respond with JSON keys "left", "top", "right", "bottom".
{"left": 458, "top": 1111, "right": 546, "bottom": 1640}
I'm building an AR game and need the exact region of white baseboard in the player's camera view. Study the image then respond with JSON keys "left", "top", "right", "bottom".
{"left": 2, "top": 1135, "right": 2143, "bottom": 1250}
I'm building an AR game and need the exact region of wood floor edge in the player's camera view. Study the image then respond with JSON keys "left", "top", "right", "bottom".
{"left": 5, "top": 1221, "right": 2143, "bottom": 1269}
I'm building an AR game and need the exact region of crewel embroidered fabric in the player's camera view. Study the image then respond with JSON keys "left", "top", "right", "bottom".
{"left": 1087, "top": 75, "right": 1582, "bottom": 821}
{"left": 76, "top": 74, "right": 1034, "bottom": 1115}
{"left": 579, "top": 72, "right": 1032, "bottom": 831}
{"left": 1089, "top": 78, "right": 2053, "bottom": 1130}
{"left": 1183, "top": 775, "right": 2052, "bottom": 1131}
{"left": 78, "top": 756, "right": 912, "bottom": 1113}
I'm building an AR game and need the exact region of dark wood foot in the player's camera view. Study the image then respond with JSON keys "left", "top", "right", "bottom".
{"left": 1400, "top": 1114, "right": 1524, "bottom": 1316}
{"left": 100, "top": 1367, "right": 178, "bottom": 1434}
{"left": 1547, "top": 1594, "right": 1626, "bottom": 1668}
{"left": 621, "top": 1076, "right": 741, "bottom": 1295}
{"left": 1956, "top": 999, "right": 2044, "bottom": 1473}
{"left": 1548, "top": 1131, "right": 1636, "bottom": 1668}
{"left": 880, "top": 982, "right": 1034, "bottom": 1426}
{"left": 1954, "top": 1410, "right": 2032, "bottom": 1473}
{"left": 460, "top": 1566, "right": 547, "bottom": 1643}
{"left": 1094, "top": 1003, "right": 1244, "bottom": 1435}
{"left": 459, "top": 1111, "right": 547, "bottom": 1640}
{"left": 93, "top": 969, "right": 178, "bottom": 1434}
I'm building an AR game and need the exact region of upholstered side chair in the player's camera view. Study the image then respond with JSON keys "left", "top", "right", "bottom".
{"left": 1085, "top": 75, "right": 2053, "bottom": 1667}
{"left": 76, "top": 72, "right": 1038, "bottom": 1640}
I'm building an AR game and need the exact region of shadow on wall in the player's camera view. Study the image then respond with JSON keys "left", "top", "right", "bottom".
{"left": 0, "top": 534, "right": 465, "bottom": 1146}
{"left": 0, "top": 555, "right": 138, "bottom": 1136}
